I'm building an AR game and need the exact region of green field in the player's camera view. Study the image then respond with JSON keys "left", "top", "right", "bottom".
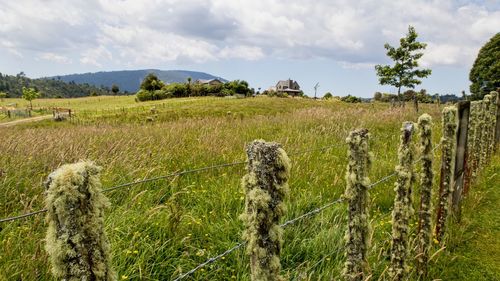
{"left": 0, "top": 96, "right": 498, "bottom": 280}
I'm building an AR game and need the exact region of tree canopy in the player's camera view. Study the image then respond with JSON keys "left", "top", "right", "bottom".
{"left": 375, "top": 26, "right": 431, "bottom": 105}
{"left": 22, "top": 86, "right": 40, "bottom": 109}
{"left": 469, "top": 32, "right": 500, "bottom": 100}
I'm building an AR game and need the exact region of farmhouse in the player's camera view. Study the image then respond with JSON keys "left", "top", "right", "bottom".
{"left": 275, "top": 79, "right": 301, "bottom": 96}
{"left": 195, "top": 78, "right": 223, "bottom": 86}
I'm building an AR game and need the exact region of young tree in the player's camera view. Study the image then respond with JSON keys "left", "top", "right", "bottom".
{"left": 22, "top": 87, "right": 40, "bottom": 109}
{"left": 375, "top": 26, "right": 432, "bottom": 107}
{"left": 469, "top": 32, "right": 499, "bottom": 100}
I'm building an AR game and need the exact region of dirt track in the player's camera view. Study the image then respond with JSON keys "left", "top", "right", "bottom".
{"left": 0, "top": 115, "right": 52, "bottom": 127}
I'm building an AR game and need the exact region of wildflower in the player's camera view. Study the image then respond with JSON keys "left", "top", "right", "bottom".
{"left": 121, "top": 275, "right": 128, "bottom": 280}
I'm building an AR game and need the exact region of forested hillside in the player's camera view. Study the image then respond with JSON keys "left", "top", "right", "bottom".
{"left": 0, "top": 72, "right": 108, "bottom": 98}
{"left": 51, "top": 69, "right": 227, "bottom": 93}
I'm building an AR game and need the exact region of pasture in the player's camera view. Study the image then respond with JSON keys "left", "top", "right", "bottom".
{"left": 0, "top": 96, "right": 498, "bottom": 280}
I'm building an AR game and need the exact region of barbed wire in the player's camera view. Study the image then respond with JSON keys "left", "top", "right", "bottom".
{"left": 0, "top": 143, "right": 343, "bottom": 224}
{"left": 170, "top": 141, "right": 444, "bottom": 280}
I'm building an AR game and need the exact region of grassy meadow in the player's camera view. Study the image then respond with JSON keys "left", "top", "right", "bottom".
{"left": 0, "top": 96, "right": 498, "bottom": 280}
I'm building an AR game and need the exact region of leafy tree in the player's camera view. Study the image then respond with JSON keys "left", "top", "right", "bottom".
{"left": 323, "top": 92, "right": 333, "bottom": 99}
{"left": 469, "top": 32, "right": 499, "bottom": 100}
{"left": 140, "top": 73, "right": 164, "bottom": 92}
{"left": 375, "top": 26, "right": 432, "bottom": 106}
{"left": 111, "top": 84, "right": 119, "bottom": 95}
{"left": 341, "top": 95, "right": 361, "bottom": 103}
{"left": 0, "top": 91, "right": 6, "bottom": 101}
{"left": 373, "top": 92, "right": 382, "bottom": 101}
{"left": 22, "top": 87, "right": 40, "bottom": 109}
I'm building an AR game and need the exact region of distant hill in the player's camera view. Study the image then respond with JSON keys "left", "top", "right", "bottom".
{"left": 0, "top": 72, "right": 108, "bottom": 98}
{"left": 49, "top": 69, "right": 228, "bottom": 93}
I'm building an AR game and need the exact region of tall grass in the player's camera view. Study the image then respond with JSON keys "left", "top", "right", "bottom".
{"left": 0, "top": 97, "right": 460, "bottom": 280}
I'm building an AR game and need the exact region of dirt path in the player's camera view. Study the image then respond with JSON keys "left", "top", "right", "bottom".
{"left": 0, "top": 115, "right": 52, "bottom": 127}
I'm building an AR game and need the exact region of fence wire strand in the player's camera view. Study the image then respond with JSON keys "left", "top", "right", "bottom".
{"left": 170, "top": 141, "right": 444, "bottom": 280}
{"left": 0, "top": 144, "right": 342, "bottom": 224}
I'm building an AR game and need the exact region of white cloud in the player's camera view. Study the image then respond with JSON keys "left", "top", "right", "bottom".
{"left": 39, "top": 53, "right": 72, "bottom": 64}
{"left": 80, "top": 46, "right": 113, "bottom": 67}
{"left": 0, "top": 0, "right": 498, "bottom": 69}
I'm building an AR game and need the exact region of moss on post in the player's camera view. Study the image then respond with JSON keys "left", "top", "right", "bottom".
{"left": 44, "top": 161, "right": 116, "bottom": 281}
{"left": 416, "top": 114, "right": 433, "bottom": 277}
{"left": 435, "top": 106, "right": 457, "bottom": 243}
{"left": 389, "top": 122, "right": 415, "bottom": 281}
{"left": 488, "top": 92, "right": 498, "bottom": 155}
{"left": 468, "top": 101, "right": 480, "bottom": 179}
{"left": 343, "top": 129, "right": 371, "bottom": 281}
{"left": 240, "top": 140, "right": 290, "bottom": 281}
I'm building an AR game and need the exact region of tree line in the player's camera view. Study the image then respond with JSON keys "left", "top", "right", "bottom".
{"left": 136, "top": 74, "right": 254, "bottom": 101}
{"left": 0, "top": 72, "right": 109, "bottom": 98}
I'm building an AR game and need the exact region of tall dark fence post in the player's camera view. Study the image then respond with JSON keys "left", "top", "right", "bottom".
{"left": 241, "top": 140, "right": 290, "bottom": 281}
{"left": 416, "top": 114, "right": 433, "bottom": 277}
{"left": 389, "top": 122, "right": 415, "bottom": 281}
{"left": 452, "top": 101, "right": 470, "bottom": 218}
{"left": 494, "top": 91, "right": 500, "bottom": 147}
{"left": 435, "top": 106, "right": 457, "bottom": 243}
{"left": 44, "top": 161, "right": 116, "bottom": 281}
{"left": 343, "top": 129, "right": 371, "bottom": 281}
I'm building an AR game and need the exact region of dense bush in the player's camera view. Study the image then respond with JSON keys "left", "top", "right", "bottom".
{"left": 135, "top": 74, "right": 253, "bottom": 102}
{"left": 341, "top": 95, "right": 362, "bottom": 103}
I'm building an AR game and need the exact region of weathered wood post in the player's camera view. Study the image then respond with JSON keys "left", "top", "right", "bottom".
{"left": 487, "top": 91, "right": 498, "bottom": 152}
{"left": 481, "top": 94, "right": 492, "bottom": 165}
{"left": 452, "top": 101, "right": 470, "bottom": 218}
{"left": 435, "top": 106, "right": 457, "bottom": 243}
{"left": 7, "top": 110, "right": 11, "bottom": 118}
{"left": 389, "top": 122, "right": 415, "bottom": 281}
{"left": 416, "top": 114, "right": 433, "bottom": 277}
{"left": 494, "top": 91, "right": 500, "bottom": 147}
{"left": 44, "top": 161, "right": 116, "bottom": 281}
{"left": 241, "top": 140, "right": 290, "bottom": 281}
{"left": 69, "top": 109, "right": 72, "bottom": 118}
{"left": 343, "top": 129, "right": 371, "bottom": 281}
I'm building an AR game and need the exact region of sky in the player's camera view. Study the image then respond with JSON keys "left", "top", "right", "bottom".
{"left": 0, "top": 0, "right": 499, "bottom": 98}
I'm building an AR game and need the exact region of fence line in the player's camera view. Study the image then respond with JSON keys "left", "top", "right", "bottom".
{"left": 0, "top": 144, "right": 343, "bottom": 224}
{"left": 170, "top": 143, "right": 443, "bottom": 280}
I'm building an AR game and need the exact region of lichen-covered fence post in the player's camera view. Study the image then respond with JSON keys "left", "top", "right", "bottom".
{"left": 481, "top": 95, "right": 492, "bottom": 166}
{"left": 343, "top": 129, "right": 371, "bottom": 281}
{"left": 466, "top": 101, "right": 480, "bottom": 189}
{"left": 240, "top": 140, "right": 291, "bottom": 281}
{"left": 488, "top": 91, "right": 498, "bottom": 152}
{"left": 452, "top": 101, "right": 470, "bottom": 218}
{"left": 494, "top": 91, "right": 500, "bottom": 147}
{"left": 435, "top": 106, "right": 457, "bottom": 243}
{"left": 44, "top": 161, "right": 116, "bottom": 281}
{"left": 474, "top": 101, "right": 486, "bottom": 172}
{"left": 416, "top": 114, "right": 433, "bottom": 277}
{"left": 389, "top": 122, "right": 415, "bottom": 281}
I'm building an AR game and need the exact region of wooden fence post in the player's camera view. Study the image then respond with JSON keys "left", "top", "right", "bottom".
{"left": 452, "top": 101, "right": 470, "bottom": 218}
{"left": 389, "top": 122, "right": 415, "bottom": 281}
{"left": 241, "top": 140, "right": 290, "bottom": 281}
{"left": 416, "top": 114, "right": 433, "bottom": 277}
{"left": 44, "top": 161, "right": 116, "bottom": 281}
{"left": 481, "top": 95, "right": 492, "bottom": 166}
{"left": 494, "top": 91, "right": 500, "bottom": 147}
{"left": 343, "top": 129, "right": 371, "bottom": 281}
{"left": 487, "top": 91, "right": 498, "bottom": 152}
{"left": 435, "top": 106, "right": 457, "bottom": 243}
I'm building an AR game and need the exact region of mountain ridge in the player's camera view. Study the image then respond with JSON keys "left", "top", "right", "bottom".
{"left": 47, "top": 69, "right": 228, "bottom": 93}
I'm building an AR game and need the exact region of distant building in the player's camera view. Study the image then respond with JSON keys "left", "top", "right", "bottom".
{"left": 195, "top": 78, "right": 223, "bottom": 86}
{"left": 275, "top": 79, "right": 301, "bottom": 96}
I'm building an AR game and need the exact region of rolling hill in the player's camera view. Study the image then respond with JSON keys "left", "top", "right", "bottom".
{"left": 49, "top": 69, "right": 227, "bottom": 93}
